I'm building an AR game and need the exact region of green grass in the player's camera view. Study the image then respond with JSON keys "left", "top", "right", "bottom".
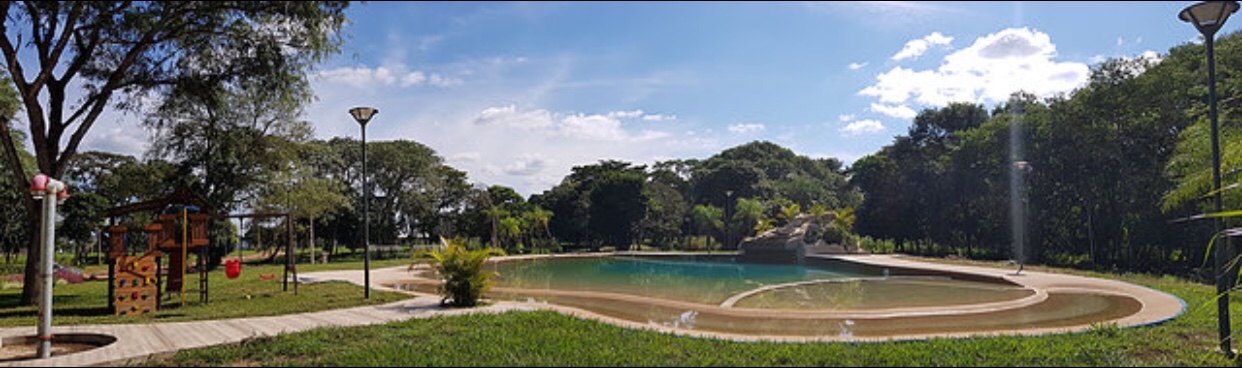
{"left": 125, "top": 260, "right": 1242, "bottom": 367}
{"left": 0, "top": 257, "right": 413, "bottom": 327}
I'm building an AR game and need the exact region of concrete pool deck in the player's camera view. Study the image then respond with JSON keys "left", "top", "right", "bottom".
{"left": 0, "top": 254, "right": 1186, "bottom": 366}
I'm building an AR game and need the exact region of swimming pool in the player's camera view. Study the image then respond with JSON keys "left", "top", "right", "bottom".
{"left": 396, "top": 253, "right": 1180, "bottom": 341}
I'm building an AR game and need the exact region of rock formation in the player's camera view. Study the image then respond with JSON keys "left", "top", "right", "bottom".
{"left": 737, "top": 213, "right": 861, "bottom": 264}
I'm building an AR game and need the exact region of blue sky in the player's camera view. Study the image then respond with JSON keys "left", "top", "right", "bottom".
{"left": 78, "top": 1, "right": 1242, "bottom": 197}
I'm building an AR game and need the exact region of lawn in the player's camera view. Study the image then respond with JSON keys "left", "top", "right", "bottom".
{"left": 0, "top": 257, "right": 414, "bottom": 327}
{"left": 121, "top": 257, "right": 1242, "bottom": 367}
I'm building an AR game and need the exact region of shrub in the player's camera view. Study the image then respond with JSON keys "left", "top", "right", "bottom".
{"left": 857, "top": 236, "right": 896, "bottom": 254}
{"left": 411, "top": 236, "right": 506, "bottom": 307}
{"left": 820, "top": 223, "right": 847, "bottom": 245}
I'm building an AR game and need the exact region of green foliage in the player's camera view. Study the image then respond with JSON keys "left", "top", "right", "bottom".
{"left": 0, "top": 1, "right": 351, "bottom": 305}
{"left": 820, "top": 223, "right": 847, "bottom": 245}
{"left": 731, "top": 197, "right": 766, "bottom": 240}
{"left": 690, "top": 204, "right": 724, "bottom": 250}
{"left": 848, "top": 31, "right": 1242, "bottom": 274}
{"left": 410, "top": 237, "right": 505, "bottom": 307}
{"left": 857, "top": 235, "right": 896, "bottom": 254}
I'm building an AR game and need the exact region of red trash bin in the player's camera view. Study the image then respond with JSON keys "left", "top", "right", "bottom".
{"left": 225, "top": 258, "right": 241, "bottom": 279}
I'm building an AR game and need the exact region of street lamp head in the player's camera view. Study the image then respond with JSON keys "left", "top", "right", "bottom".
{"left": 349, "top": 107, "right": 379, "bottom": 126}
{"left": 1181, "top": 1, "right": 1240, "bottom": 36}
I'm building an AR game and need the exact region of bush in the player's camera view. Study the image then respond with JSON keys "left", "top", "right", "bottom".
{"left": 857, "top": 236, "right": 896, "bottom": 254}
{"left": 410, "top": 237, "right": 505, "bottom": 307}
{"left": 820, "top": 223, "right": 847, "bottom": 245}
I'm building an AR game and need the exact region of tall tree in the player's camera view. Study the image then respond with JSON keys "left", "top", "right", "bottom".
{"left": 0, "top": 76, "right": 27, "bottom": 261}
{"left": 252, "top": 141, "right": 351, "bottom": 264}
{"left": 0, "top": 1, "right": 349, "bottom": 304}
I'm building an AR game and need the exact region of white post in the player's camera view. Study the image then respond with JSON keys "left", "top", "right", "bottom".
{"left": 35, "top": 178, "right": 64, "bottom": 359}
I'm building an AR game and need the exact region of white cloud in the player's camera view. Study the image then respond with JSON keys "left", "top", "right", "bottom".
{"left": 302, "top": 53, "right": 724, "bottom": 197}
{"left": 641, "top": 114, "right": 676, "bottom": 122}
{"left": 869, "top": 103, "right": 917, "bottom": 119}
{"left": 837, "top": 114, "right": 855, "bottom": 122}
{"left": 426, "top": 73, "right": 463, "bottom": 87}
{"left": 401, "top": 71, "right": 427, "bottom": 86}
{"left": 317, "top": 65, "right": 462, "bottom": 88}
{"left": 892, "top": 32, "right": 953, "bottom": 61}
{"left": 608, "top": 110, "right": 645, "bottom": 119}
{"left": 839, "top": 120, "right": 886, "bottom": 136}
{"left": 79, "top": 123, "right": 149, "bottom": 159}
{"left": 728, "top": 123, "right": 766, "bottom": 134}
{"left": 422, "top": 104, "right": 689, "bottom": 194}
{"left": 473, "top": 104, "right": 554, "bottom": 130}
{"left": 501, "top": 155, "right": 550, "bottom": 176}
{"left": 600, "top": 110, "right": 676, "bottom": 122}
{"left": 860, "top": 27, "right": 1089, "bottom": 110}
{"left": 848, "top": 62, "right": 868, "bottom": 70}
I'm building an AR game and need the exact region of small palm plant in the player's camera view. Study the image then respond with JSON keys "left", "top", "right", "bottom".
{"left": 410, "top": 236, "right": 506, "bottom": 307}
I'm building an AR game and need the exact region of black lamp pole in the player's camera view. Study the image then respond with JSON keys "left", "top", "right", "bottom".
{"left": 350, "top": 107, "right": 378, "bottom": 299}
{"left": 1181, "top": 0, "right": 1239, "bottom": 356}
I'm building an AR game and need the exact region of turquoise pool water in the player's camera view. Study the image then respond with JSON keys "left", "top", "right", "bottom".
{"left": 399, "top": 255, "right": 1144, "bottom": 339}
{"left": 485, "top": 255, "right": 1033, "bottom": 308}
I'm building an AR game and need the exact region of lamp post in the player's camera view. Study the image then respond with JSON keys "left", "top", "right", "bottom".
{"left": 1180, "top": 0, "right": 1239, "bottom": 356}
{"left": 350, "top": 107, "right": 378, "bottom": 299}
{"left": 724, "top": 190, "right": 734, "bottom": 251}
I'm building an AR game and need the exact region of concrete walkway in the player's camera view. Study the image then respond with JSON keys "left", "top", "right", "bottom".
{"left": 0, "top": 254, "right": 1187, "bottom": 366}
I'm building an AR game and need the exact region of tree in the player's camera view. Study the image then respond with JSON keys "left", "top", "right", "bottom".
{"left": 0, "top": 76, "right": 27, "bottom": 262}
{"left": 149, "top": 75, "right": 316, "bottom": 269}
{"left": 0, "top": 1, "right": 350, "bottom": 305}
{"left": 690, "top": 204, "right": 723, "bottom": 252}
{"left": 731, "top": 197, "right": 766, "bottom": 242}
{"left": 639, "top": 181, "right": 687, "bottom": 249}
{"left": 253, "top": 145, "right": 351, "bottom": 264}
{"left": 534, "top": 160, "right": 647, "bottom": 248}
{"left": 587, "top": 169, "right": 647, "bottom": 249}
{"left": 521, "top": 206, "right": 555, "bottom": 252}
{"left": 359, "top": 140, "right": 466, "bottom": 245}
{"left": 57, "top": 190, "right": 107, "bottom": 265}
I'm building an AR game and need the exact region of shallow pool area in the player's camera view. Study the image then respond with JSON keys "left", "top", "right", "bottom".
{"left": 395, "top": 253, "right": 1183, "bottom": 341}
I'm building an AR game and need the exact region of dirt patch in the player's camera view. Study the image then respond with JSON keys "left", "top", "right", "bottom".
{"left": 0, "top": 333, "right": 116, "bottom": 363}
{"left": 0, "top": 341, "right": 100, "bottom": 362}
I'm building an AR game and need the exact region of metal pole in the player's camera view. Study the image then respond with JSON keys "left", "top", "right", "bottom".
{"left": 362, "top": 123, "right": 370, "bottom": 299}
{"left": 1207, "top": 34, "right": 1234, "bottom": 357}
{"left": 36, "top": 189, "right": 56, "bottom": 358}
{"left": 288, "top": 214, "right": 297, "bottom": 295}
{"left": 181, "top": 207, "right": 187, "bottom": 308}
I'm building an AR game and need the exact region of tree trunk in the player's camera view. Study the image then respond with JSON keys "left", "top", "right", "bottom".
{"left": 20, "top": 198, "right": 40, "bottom": 305}
{"left": 309, "top": 216, "right": 316, "bottom": 265}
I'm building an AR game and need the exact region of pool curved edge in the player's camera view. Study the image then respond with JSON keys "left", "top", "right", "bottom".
{"left": 825, "top": 254, "right": 1187, "bottom": 333}
{"left": 388, "top": 252, "right": 1186, "bottom": 343}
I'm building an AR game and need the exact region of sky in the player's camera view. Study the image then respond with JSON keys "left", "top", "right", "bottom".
{"left": 73, "top": 1, "right": 1242, "bottom": 197}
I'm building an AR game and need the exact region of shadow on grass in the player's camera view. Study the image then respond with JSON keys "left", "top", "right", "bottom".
{"left": 0, "top": 305, "right": 112, "bottom": 319}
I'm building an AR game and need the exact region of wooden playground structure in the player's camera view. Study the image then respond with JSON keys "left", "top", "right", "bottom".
{"left": 100, "top": 186, "right": 299, "bottom": 316}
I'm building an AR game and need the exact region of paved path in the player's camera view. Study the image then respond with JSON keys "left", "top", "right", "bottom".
{"left": 0, "top": 254, "right": 1187, "bottom": 366}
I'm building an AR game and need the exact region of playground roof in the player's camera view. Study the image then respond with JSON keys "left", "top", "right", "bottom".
{"left": 101, "top": 186, "right": 217, "bottom": 218}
